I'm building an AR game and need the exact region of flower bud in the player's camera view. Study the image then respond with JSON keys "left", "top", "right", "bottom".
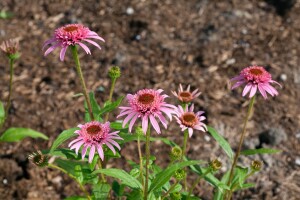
{"left": 28, "top": 150, "right": 48, "bottom": 167}
{"left": 108, "top": 66, "right": 121, "bottom": 79}
{"left": 209, "top": 159, "right": 222, "bottom": 171}
{"left": 135, "top": 126, "right": 144, "bottom": 136}
{"left": 170, "top": 192, "right": 181, "bottom": 200}
{"left": 170, "top": 146, "right": 182, "bottom": 161}
{"left": 174, "top": 169, "right": 186, "bottom": 180}
{"left": 0, "top": 39, "right": 20, "bottom": 60}
{"left": 251, "top": 160, "right": 262, "bottom": 171}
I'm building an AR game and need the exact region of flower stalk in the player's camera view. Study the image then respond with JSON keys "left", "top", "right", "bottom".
{"left": 187, "top": 168, "right": 211, "bottom": 199}
{"left": 226, "top": 96, "right": 256, "bottom": 198}
{"left": 144, "top": 125, "right": 151, "bottom": 200}
{"left": 70, "top": 45, "right": 94, "bottom": 121}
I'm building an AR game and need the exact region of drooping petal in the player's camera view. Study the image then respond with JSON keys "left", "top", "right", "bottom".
{"left": 258, "top": 84, "right": 267, "bottom": 99}
{"left": 129, "top": 113, "right": 139, "bottom": 133}
{"left": 106, "top": 139, "right": 121, "bottom": 150}
{"left": 81, "top": 144, "right": 88, "bottom": 160}
{"left": 44, "top": 44, "right": 59, "bottom": 56}
{"left": 188, "top": 128, "right": 193, "bottom": 137}
{"left": 97, "top": 145, "right": 104, "bottom": 161}
{"left": 142, "top": 115, "right": 149, "bottom": 134}
{"left": 83, "top": 39, "right": 102, "bottom": 50}
{"left": 249, "top": 84, "right": 257, "bottom": 98}
{"left": 149, "top": 115, "right": 161, "bottom": 134}
{"left": 89, "top": 145, "right": 96, "bottom": 163}
{"left": 68, "top": 138, "right": 82, "bottom": 147}
{"left": 122, "top": 112, "right": 136, "bottom": 127}
{"left": 59, "top": 46, "right": 68, "bottom": 61}
{"left": 105, "top": 142, "right": 116, "bottom": 155}
{"left": 78, "top": 42, "right": 91, "bottom": 54}
{"left": 157, "top": 113, "right": 167, "bottom": 129}
{"left": 242, "top": 83, "right": 252, "bottom": 97}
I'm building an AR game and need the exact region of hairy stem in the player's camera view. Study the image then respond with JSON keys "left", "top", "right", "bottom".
{"left": 162, "top": 180, "right": 178, "bottom": 199}
{"left": 187, "top": 169, "right": 211, "bottom": 199}
{"left": 70, "top": 45, "right": 94, "bottom": 121}
{"left": 144, "top": 125, "right": 151, "bottom": 200}
{"left": 137, "top": 135, "right": 144, "bottom": 187}
{"left": 104, "top": 77, "right": 117, "bottom": 122}
{"left": 181, "top": 129, "right": 189, "bottom": 190}
{"left": 48, "top": 164, "right": 91, "bottom": 200}
{"left": 226, "top": 96, "right": 255, "bottom": 199}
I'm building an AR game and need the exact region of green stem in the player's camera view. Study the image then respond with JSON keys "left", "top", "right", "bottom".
{"left": 181, "top": 130, "right": 189, "bottom": 190}
{"left": 137, "top": 135, "right": 144, "bottom": 187}
{"left": 48, "top": 164, "right": 91, "bottom": 200}
{"left": 70, "top": 45, "right": 94, "bottom": 121}
{"left": 97, "top": 159, "right": 107, "bottom": 182}
{"left": 104, "top": 77, "right": 117, "bottom": 122}
{"left": 226, "top": 96, "right": 256, "bottom": 199}
{"left": 162, "top": 180, "right": 178, "bottom": 200}
{"left": 1, "top": 59, "right": 14, "bottom": 130}
{"left": 144, "top": 125, "right": 151, "bottom": 200}
{"left": 187, "top": 169, "right": 211, "bottom": 199}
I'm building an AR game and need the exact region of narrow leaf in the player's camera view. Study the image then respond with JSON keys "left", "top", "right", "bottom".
{"left": 149, "top": 160, "right": 202, "bottom": 193}
{"left": 0, "top": 127, "right": 48, "bottom": 142}
{"left": 0, "top": 101, "right": 4, "bottom": 123}
{"left": 92, "top": 168, "right": 142, "bottom": 189}
{"left": 93, "top": 182, "right": 111, "bottom": 199}
{"left": 240, "top": 148, "right": 281, "bottom": 156}
{"left": 64, "top": 196, "right": 87, "bottom": 200}
{"left": 98, "top": 96, "right": 124, "bottom": 116}
{"left": 208, "top": 126, "right": 234, "bottom": 160}
{"left": 50, "top": 127, "right": 78, "bottom": 152}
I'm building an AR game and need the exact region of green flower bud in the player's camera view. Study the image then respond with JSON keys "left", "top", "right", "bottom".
{"left": 174, "top": 169, "right": 186, "bottom": 180}
{"left": 170, "top": 192, "right": 181, "bottom": 200}
{"left": 108, "top": 66, "right": 121, "bottom": 79}
{"left": 209, "top": 159, "right": 222, "bottom": 171}
{"left": 170, "top": 146, "right": 182, "bottom": 161}
{"left": 28, "top": 150, "right": 48, "bottom": 167}
{"left": 0, "top": 39, "right": 20, "bottom": 60}
{"left": 251, "top": 160, "right": 262, "bottom": 171}
{"left": 135, "top": 126, "right": 144, "bottom": 136}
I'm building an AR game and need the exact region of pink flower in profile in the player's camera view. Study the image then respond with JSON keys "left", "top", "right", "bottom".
{"left": 43, "top": 24, "right": 105, "bottom": 61}
{"left": 174, "top": 104, "right": 207, "bottom": 137}
{"left": 171, "top": 84, "right": 201, "bottom": 103}
{"left": 68, "top": 121, "right": 123, "bottom": 163}
{"left": 231, "top": 65, "right": 281, "bottom": 99}
{"left": 117, "top": 89, "right": 176, "bottom": 134}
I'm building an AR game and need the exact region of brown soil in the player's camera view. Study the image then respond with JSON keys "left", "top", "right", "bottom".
{"left": 0, "top": 0, "right": 300, "bottom": 199}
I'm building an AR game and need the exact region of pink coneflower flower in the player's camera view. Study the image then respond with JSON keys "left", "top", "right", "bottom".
{"left": 174, "top": 104, "right": 207, "bottom": 137}
{"left": 43, "top": 24, "right": 105, "bottom": 61}
{"left": 68, "top": 121, "right": 122, "bottom": 163}
{"left": 171, "top": 84, "right": 201, "bottom": 103}
{"left": 117, "top": 89, "right": 176, "bottom": 134}
{"left": 231, "top": 65, "right": 281, "bottom": 99}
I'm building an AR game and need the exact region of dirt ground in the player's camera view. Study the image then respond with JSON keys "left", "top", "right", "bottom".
{"left": 0, "top": 0, "right": 300, "bottom": 199}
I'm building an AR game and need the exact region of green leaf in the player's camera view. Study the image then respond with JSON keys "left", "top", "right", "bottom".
{"left": 98, "top": 96, "right": 124, "bottom": 117}
{"left": 84, "top": 92, "right": 102, "bottom": 122}
{"left": 0, "top": 101, "right": 4, "bottom": 124}
{"left": 92, "top": 182, "right": 111, "bottom": 200}
{"left": 64, "top": 196, "right": 87, "bottom": 200}
{"left": 92, "top": 168, "right": 142, "bottom": 189}
{"left": 208, "top": 126, "right": 234, "bottom": 160}
{"left": 236, "top": 166, "right": 248, "bottom": 187}
{"left": 42, "top": 148, "right": 80, "bottom": 160}
{"left": 112, "top": 181, "right": 125, "bottom": 197}
{"left": 0, "top": 127, "right": 48, "bottom": 142}
{"left": 74, "top": 165, "right": 84, "bottom": 183}
{"left": 0, "top": 11, "right": 13, "bottom": 19}
{"left": 235, "top": 183, "right": 255, "bottom": 190}
{"left": 127, "top": 189, "right": 143, "bottom": 200}
{"left": 240, "top": 148, "right": 281, "bottom": 156}
{"left": 50, "top": 127, "right": 78, "bottom": 152}
{"left": 110, "top": 122, "right": 128, "bottom": 130}
{"left": 149, "top": 160, "right": 202, "bottom": 193}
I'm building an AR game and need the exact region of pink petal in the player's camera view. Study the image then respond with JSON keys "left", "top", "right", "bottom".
{"left": 189, "top": 104, "right": 194, "bottom": 112}
{"left": 89, "top": 145, "right": 95, "bottom": 163}
{"left": 242, "top": 83, "right": 252, "bottom": 97}
{"left": 68, "top": 138, "right": 82, "bottom": 147}
{"left": 129, "top": 113, "right": 139, "bottom": 133}
{"left": 230, "top": 75, "right": 244, "bottom": 82}
{"left": 142, "top": 115, "right": 149, "bottom": 134}
{"left": 122, "top": 112, "right": 136, "bottom": 128}
{"left": 187, "top": 85, "right": 191, "bottom": 92}
{"left": 149, "top": 115, "right": 161, "bottom": 134}
{"left": 160, "top": 107, "right": 173, "bottom": 121}
{"left": 179, "top": 84, "right": 183, "bottom": 92}
{"left": 231, "top": 81, "right": 245, "bottom": 90}
{"left": 188, "top": 128, "right": 193, "bottom": 137}
{"left": 42, "top": 38, "right": 56, "bottom": 50}
{"left": 258, "top": 84, "right": 267, "bottom": 99}
{"left": 106, "top": 139, "right": 121, "bottom": 150}
{"left": 60, "top": 46, "right": 68, "bottom": 61}
{"left": 44, "top": 44, "right": 60, "bottom": 56}
{"left": 105, "top": 142, "right": 116, "bottom": 154}
{"left": 117, "top": 110, "right": 133, "bottom": 118}
{"left": 81, "top": 145, "right": 88, "bottom": 160}
{"left": 70, "top": 140, "right": 84, "bottom": 154}
{"left": 249, "top": 84, "right": 257, "bottom": 98}
{"left": 97, "top": 145, "right": 104, "bottom": 161}
{"left": 86, "top": 35, "right": 105, "bottom": 42}
{"left": 157, "top": 113, "right": 167, "bottom": 129}
{"left": 78, "top": 42, "right": 91, "bottom": 54}
{"left": 83, "top": 39, "right": 102, "bottom": 50}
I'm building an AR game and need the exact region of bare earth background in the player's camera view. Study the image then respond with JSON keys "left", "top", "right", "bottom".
{"left": 0, "top": 0, "right": 300, "bottom": 199}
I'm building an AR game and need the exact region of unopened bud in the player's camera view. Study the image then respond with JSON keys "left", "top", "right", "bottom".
{"left": 251, "top": 160, "right": 262, "bottom": 171}
{"left": 170, "top": 192, "right": 181, "bottom": 200}
{"left": 174, "top": 169, "right": 186, "bottom": 180}
{"left": 135, "top": 127, "right": 144, "bottom": 136}
{"left": 209, "top": 159, "right": 222, "bottom": 171}
{"left": 28, "top": 150, "right": 48, "bottom": 167}
{"left": 108, "top": 66, "right": 121, "bottom": 79}
{"left": 170, "top": 146, "right": 182, "bottom": 161}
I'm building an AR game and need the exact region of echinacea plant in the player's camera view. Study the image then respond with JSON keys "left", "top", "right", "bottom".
{"left": 0, "top": 39, "right": 48, "bottom": 142}
{"left": 26, "top": 23, "right": 283, "bottom": 200}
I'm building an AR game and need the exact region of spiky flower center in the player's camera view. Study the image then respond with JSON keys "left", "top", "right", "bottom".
{"left": 178, "top": 91, "right": 193, "bottom": 103}
{"left": 181, "top": 112, "right": 197, "bottom": 127}
{"left": 138, "top": 93, "right": 155, "bottom": 105}
{"left": 249, "top": 68, "right": 263, "bottom": 76}
{"left": 87, "top": 125, "right": 102, "bottom": 135}
{"left": 241, "top": 66, "right": 271, "bottom": 84}
{"left": 63, "top": 25, "right": 79, "bottom": 32}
